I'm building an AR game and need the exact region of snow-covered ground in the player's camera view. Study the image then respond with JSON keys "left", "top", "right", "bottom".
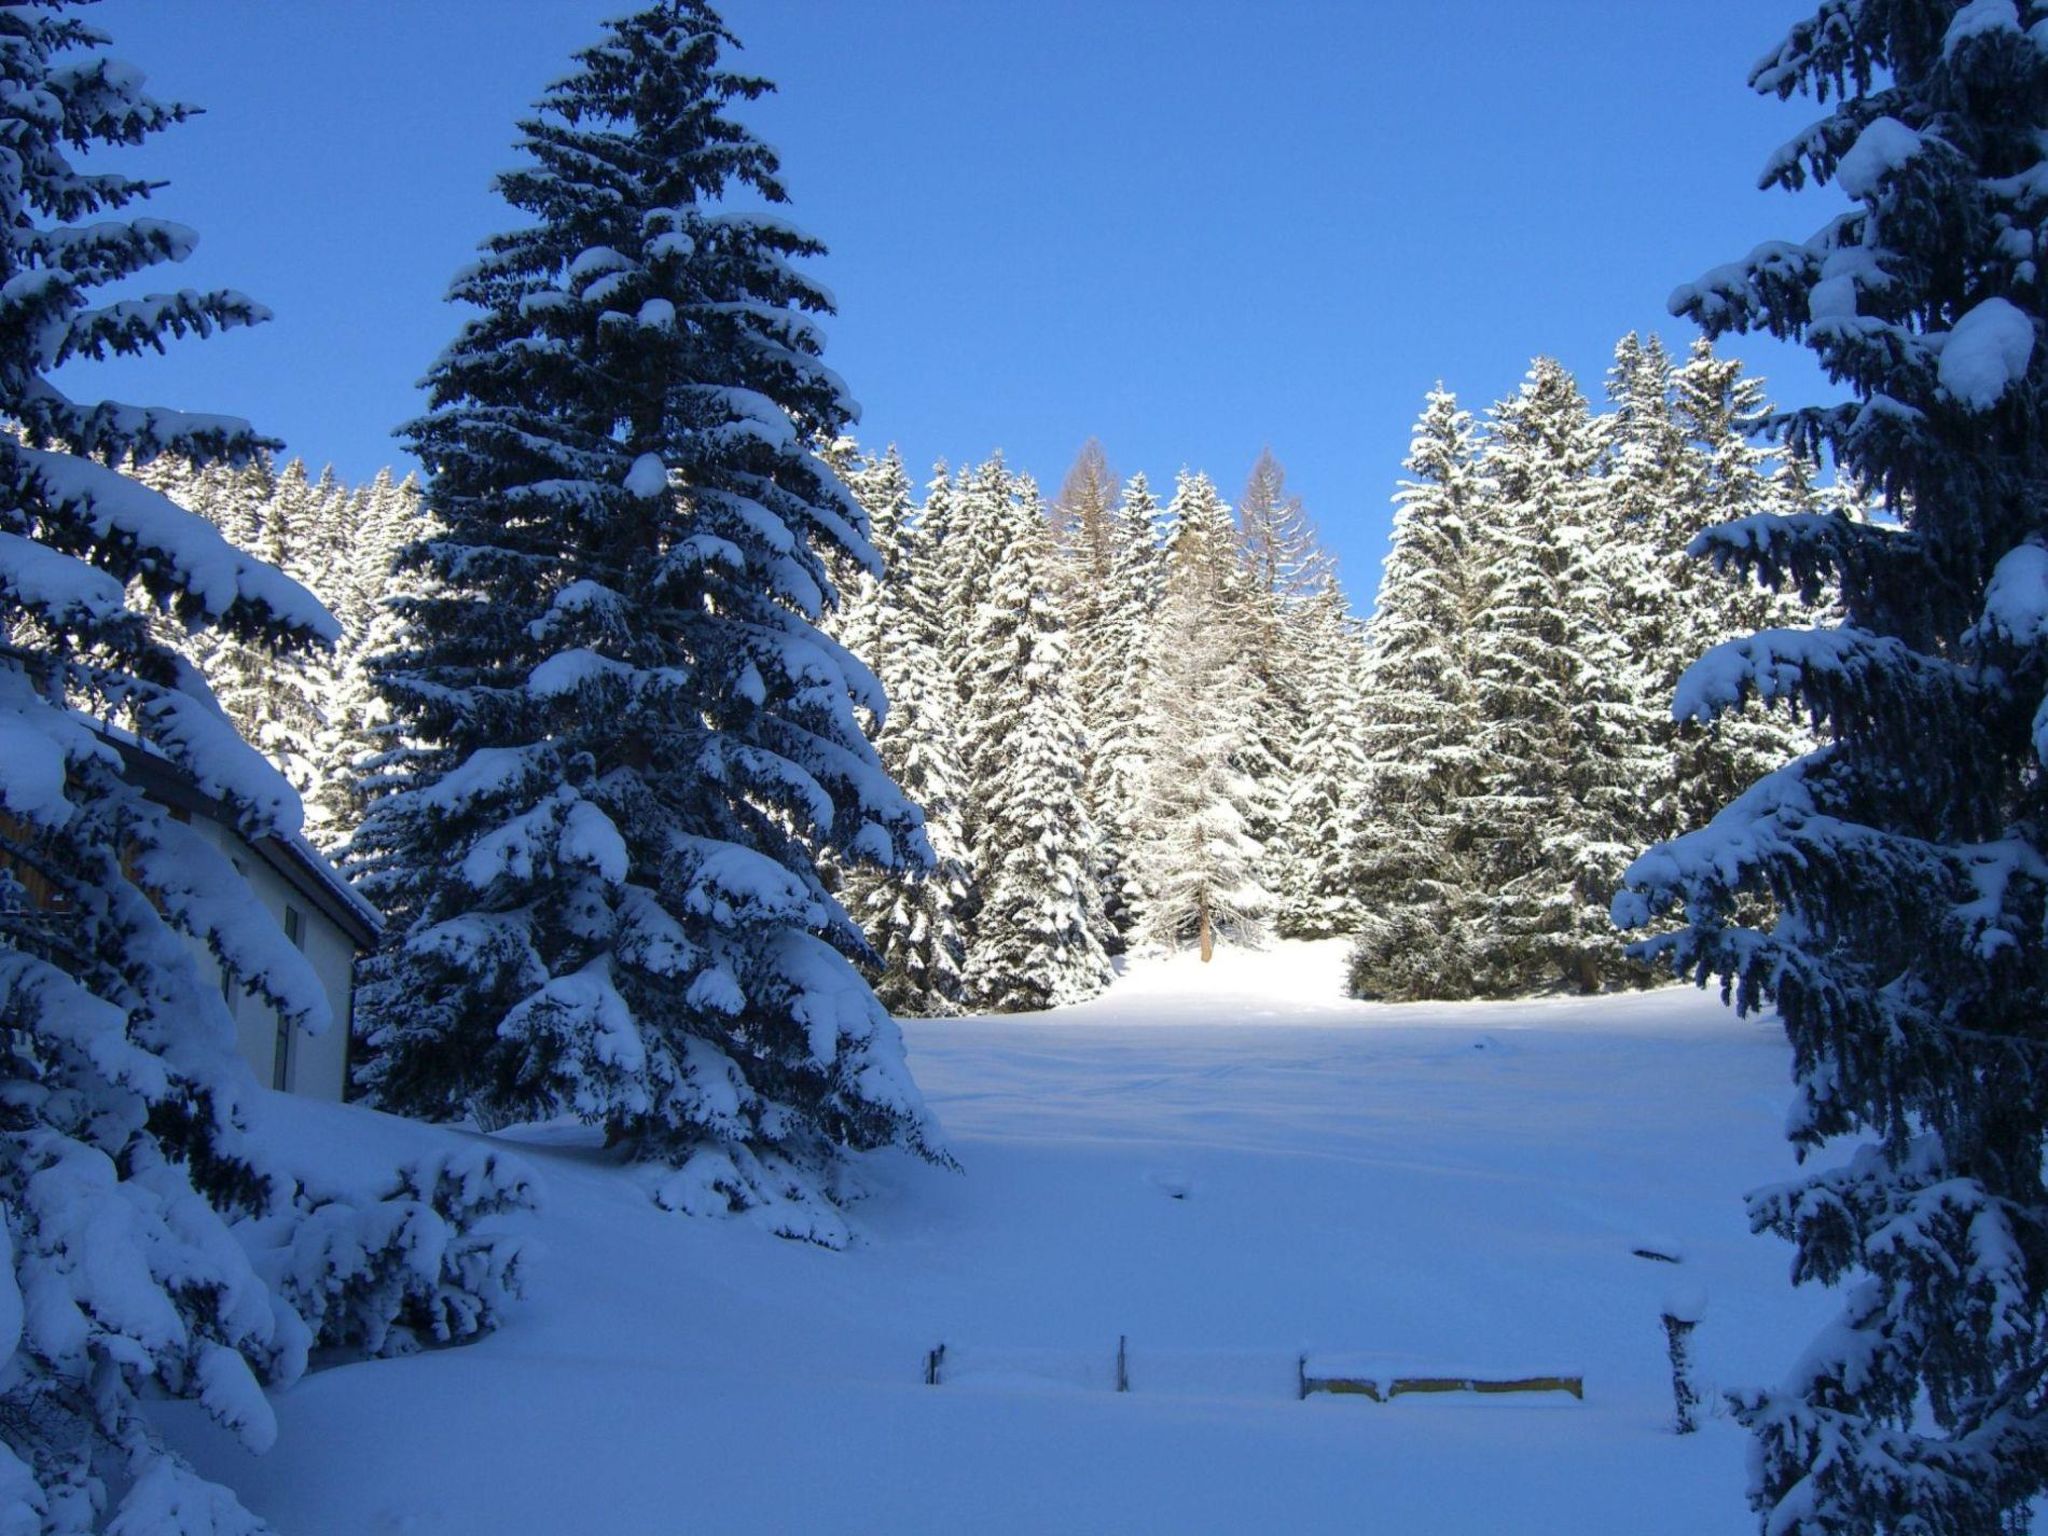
{"left": 174, "top": 940, "right": 1826, "bottom": 1534}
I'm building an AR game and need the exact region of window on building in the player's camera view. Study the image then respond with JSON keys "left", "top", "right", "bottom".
{"left": 275, "top": 904, "right": 305, "bottom": 1092}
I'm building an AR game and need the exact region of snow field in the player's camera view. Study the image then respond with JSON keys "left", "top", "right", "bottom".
{"left": 173, "top": 941, "right": 1824, "bottom": 1534}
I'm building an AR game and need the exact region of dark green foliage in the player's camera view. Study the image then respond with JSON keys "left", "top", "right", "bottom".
{"left": 354, "top": 3, "right": 940, "bottom": 1237}
{"left": 1618, "top": 5, "right": 2048, "bottom": 1528}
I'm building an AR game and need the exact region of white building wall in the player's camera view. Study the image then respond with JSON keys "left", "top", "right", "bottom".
{"left": 181, "top": 816, "right": 357, "bottom": 1101}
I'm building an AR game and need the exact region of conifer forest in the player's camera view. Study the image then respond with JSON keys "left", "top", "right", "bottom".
{"left": 3, "top": 2, "right": 2046, "bottom": 1532}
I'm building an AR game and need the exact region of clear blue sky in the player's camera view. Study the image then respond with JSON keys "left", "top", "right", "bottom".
{"left": 74, "top": 1, "right": 1835, "bottom": 611}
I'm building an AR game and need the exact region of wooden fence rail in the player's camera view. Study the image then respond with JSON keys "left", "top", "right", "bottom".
{"left": 1298, "top": 1356, "right": 1583, "bottom": 1403}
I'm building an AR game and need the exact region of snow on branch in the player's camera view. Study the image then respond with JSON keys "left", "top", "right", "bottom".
{"left": 132, "top": 814, "right": 330, "bottom": 1034}
{"left": 1672, "top": 240, "right": 1817, "bottom": 329}
{"left": 1935, "top": 297, "right": 2035, "bottom": 411}
{"left": 1616, "top": 751, "right": 1953, "bottom": 934}
{"left": 1672, "top": 624, "right": 1976, "bottom": 732}
{"left": 21, "top": 445, "right": 335, "bottom": 640}
{"left": 0, "top": 528, "right": 128, "bottom": 629}
{"left": 1974, "top": 541, "right": 2048, "bottom": 648}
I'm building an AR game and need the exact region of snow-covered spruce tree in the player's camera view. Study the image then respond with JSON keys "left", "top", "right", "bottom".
{"left": 1074, "top": 471, "right": 1162, "bottom": 951}
{"left": 1603, "top": 333, "right": 1816, "bottom": 849}
{"left": 1350, "top": 388, "right": 1501, "bottom": 999}
{"left": 204, "top": 457, "right": 327, "bottom": 800}
{"left": 1128, "top": 471, "right": 1272, "bottom": 960}
{"left": 1657, "top": 337, "right": 1820, "bottom": 837}
{"left": 935, "top": 453, "right": 1018, "bottom": 728}
{"left": 946, "top": 455, "right": 1071, "bottom": 917}
{"left": 1477, "top": 359, "right": 1661, "bottom": 994}
{"left": 325, "top": 467, "right": 405, "bottom": 643}
{"left": 0, "top": 11, "right": 532, "bottom": 1530}
{"left": 296, "top": 464, "right": 350, "bottom": 609}
{"left": 122, "top": 452, "right": 326, "bottom": 806}
{"left": 811, "top": 435, "right": 879, "bottom": 661}
{"left": 958, "top": 473, "right": 1109, "bottom": 1009}
{"left": 121, "top": 450, "right": 266, "bottom": 703}
{"left": 332, "top": 475, "right": 440, "bottom": 880}
{"left": 1616, "top": 6, "right": 2048, "bottom": 1530}
{"left": 912, "top": 459, "right": 958, "bottom": 594}
{"left": 1050, "top": 440, "right": 1126, "bottom": 940}
{"left": 131, "top": 454, "right": 417, "bottom": 857}
{"left": 1275, "top": 570, "right": 1370, "bottom": 938}
{"left": 831, "top": 447, "right": 971, "bottom": 1016}
{"left": 305, "top": 469, "right": 428, "bottom": 857}
{"left": 1232, "top": 449, "right": 1322, "bottom": 907}
{"left": 354, "top": 1, "right": 941, "bottom": 1238}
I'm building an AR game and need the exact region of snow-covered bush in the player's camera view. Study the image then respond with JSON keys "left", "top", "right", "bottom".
{"left": 245, "top": 1149, "right": 536, "bottom": 1366}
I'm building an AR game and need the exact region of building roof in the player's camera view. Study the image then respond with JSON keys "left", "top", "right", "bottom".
{"left": 98, "top": 726, "right": 384, "bottom": 951}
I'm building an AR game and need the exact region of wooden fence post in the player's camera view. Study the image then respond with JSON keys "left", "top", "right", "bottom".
{"left": 1662, "top": 1312, "right": 1700, "bottom": 1434}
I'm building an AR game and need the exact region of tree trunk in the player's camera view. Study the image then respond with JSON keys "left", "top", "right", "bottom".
{"left": 1199, "top": 896, "right": 1213, "bottom": 963}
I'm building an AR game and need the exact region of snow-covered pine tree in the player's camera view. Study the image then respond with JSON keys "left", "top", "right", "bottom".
{"left": 0, "top": 11, "right": 529, "bottom": 1528}
{"left": 1602, "top": 333, "right": 1815, "bottom": 850}
{"left": 1603, "top": 333, "right": 1689, "bottom": 559}
{"left": 298, "top": 464, "right": 351, "bottom": 610}
{"left": 305, "top": 469, "right": 428, "bottom": 856}
{"left": 1128, "top": 471, "right": 1272, "bottom": 960}
{"left": 1075, "top": 471, "right": 1163, "bottom": 950}
{"left": 353, "top": 1, "right": 941, "bottom": 1239}
{"left": 331, "top": 473, "right": 437, "bottom": 875}
{"left": 1603, "top": 332, "right": 1718, "bottom": 843}
{"left": 118, "top": 439, "right": 197, "bottom": 502}
{"left": 908, "top": 462, "right": 965, "bottom": 708}
{"left": 260, "top": 461, "right": 321, "bottom": 608}
{"left": 1275, "top": 570, "right": 1370, "bottom": 937}
{"left": 1237, "top": 445, "right": 1328, "bottom": 601}
{"left": 1050, "top": 439, "right": 1127, "bottom": 943}
{"left": 1657, "top": 337, "right": 1818, "bottom": 837}
{"left": 110, "top": 451, "right": 393, "bottom": 853}
{"left": 213, "top": 456, "right": 278, "bottom": 569}
{"left": 118, "top": 452, "right": 251, "bottom": 590}
{"left": 277, "top": 464, "right": 356, "bottom": 834}
{"left": 1350, "top": 388, "right": 1500, "bottom": 999}
{"left": 914, "top": 458, "right": 958, "bottom": 585}
{"left": 202, "top": 457, "right": 327, "bottom": 799}
{"left": 811, "top": 434, "right": 879, "bottom": 661}
{"left": 832, "top": 446, "right": 971, "bottom": 1016}
{"left": 958, "top": 471, "right": 1109, "bottom": 1008}
{"left": 327, "top": 467, "right": 403, "bottom": 641}
{"left": 1476, "top": 358, "right": 1659, "bottom": 993}
{"left": 1050, "top": 437, "right": 1119, "bottom": 602}
{"left": 937, "top": 453, "right": 1018, "bottom": 727}
{"left": 122, "top": 451, "right": 271, "bottom": 709}
{"left": 1232, "top": 448, "right": 1322, "bottom": 907}
{"left": 1618, "top": 6, "right": 2048, "bottom": 1530}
